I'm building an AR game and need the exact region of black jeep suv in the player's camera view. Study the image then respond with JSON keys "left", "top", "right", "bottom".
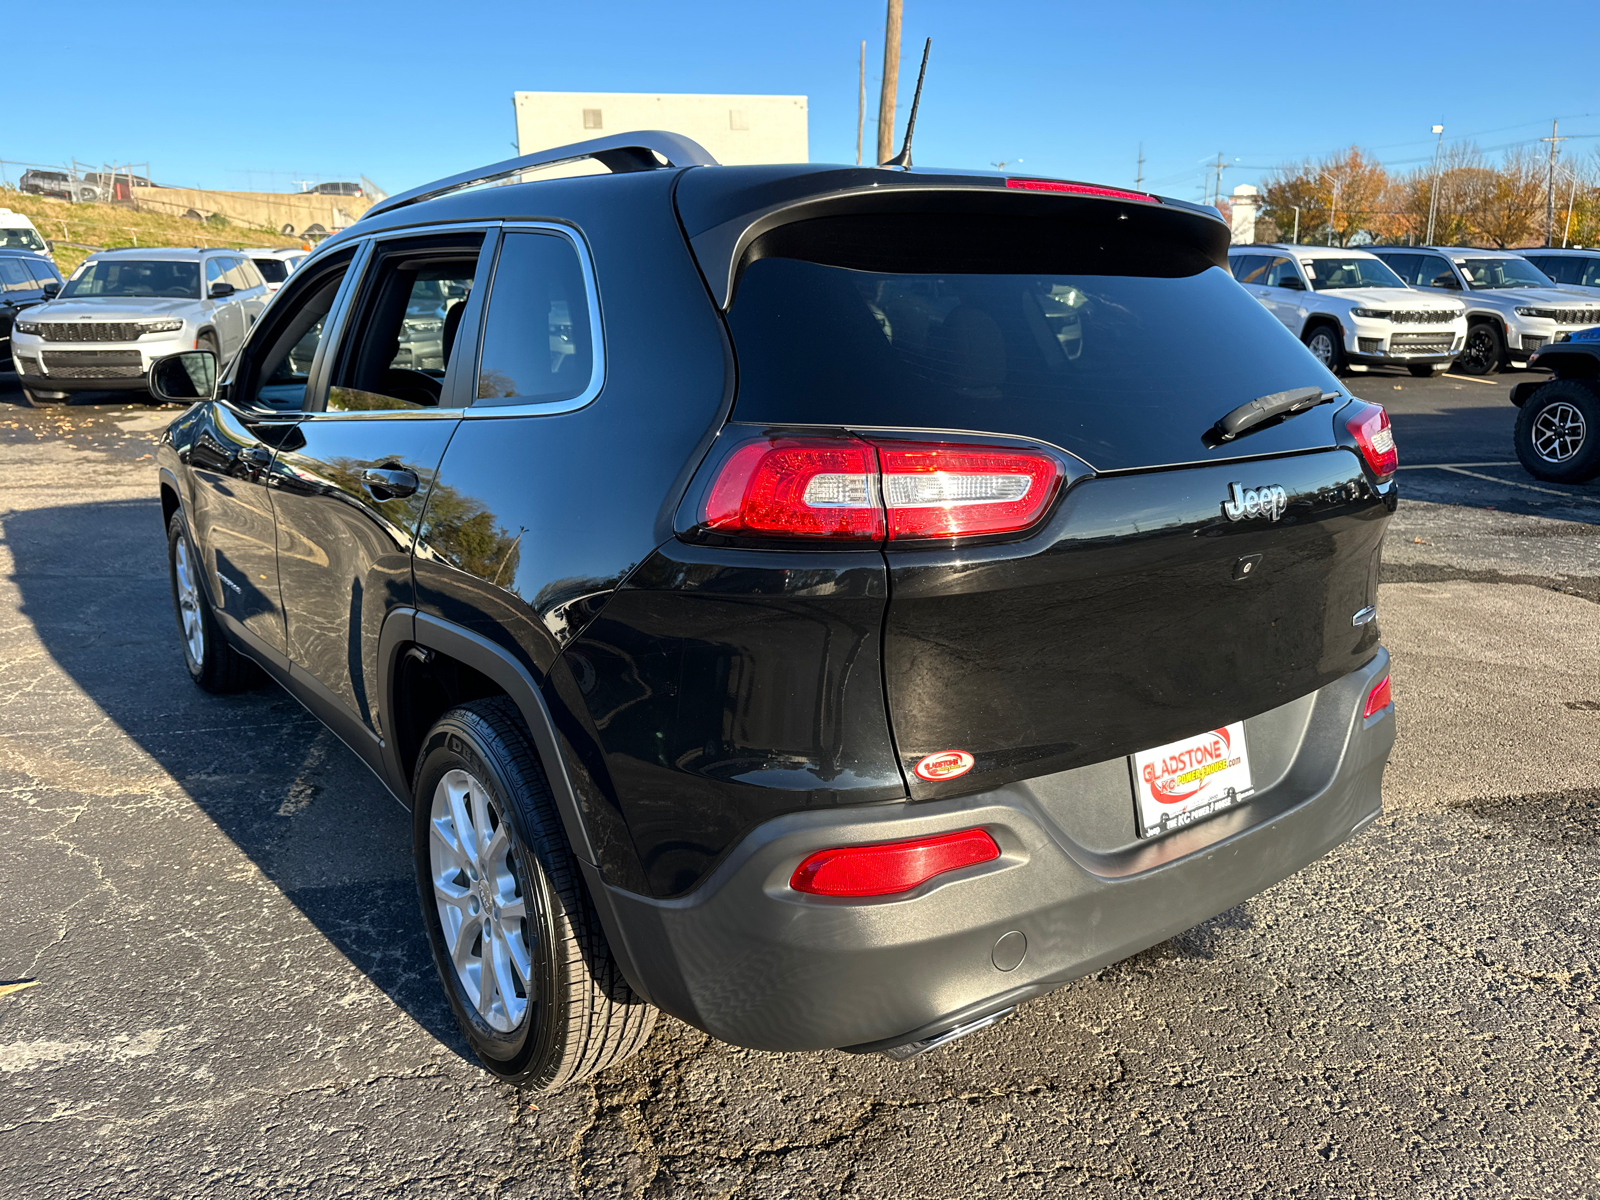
{"left": 153, "top": 132, "right": 1399, "bottom": 1090}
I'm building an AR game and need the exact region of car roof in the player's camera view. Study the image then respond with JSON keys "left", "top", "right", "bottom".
{"left": 1520, "top": 247, "right": 1597, "bottom": 255}
{"left": 1369, "top": 246, "right": 1528, "bottom": 257}
{"left": 1227, "top": 243, "right": 1385, "bottom": 259}
{"left": 85, "top": 247, "right": 232, "bottom": 260}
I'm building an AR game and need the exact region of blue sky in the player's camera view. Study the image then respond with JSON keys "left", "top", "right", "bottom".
{"left": 10, "top": 1, "right": 1599, "bottom": 201}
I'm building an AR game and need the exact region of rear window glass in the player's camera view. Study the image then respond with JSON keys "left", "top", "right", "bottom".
{"left": 253, "top": 258, "right": 289, "bottom": 283}
{"left": 727, "top": 238, "right": 1341, "bottom": 471}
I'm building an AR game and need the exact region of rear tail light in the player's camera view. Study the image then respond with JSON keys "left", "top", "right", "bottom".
{"left": 1345, "top": 402, "right": 1398, "bottom": 480}
{"left": 789, "top": 828, "right": 1000, "bottom": 897}
{"left": 698, "top": 434, "right": 1065, "bottom": 545}
{"left": 702, "top": 436, "right": 885, "bottom": 541}
{"left": 1006, "top": 178, "right": 1160, "bottom": 204}
{"left": 878, "top": 442, "right": 1063, "bottom": 539}
{"left": 1364, "top": 675, "right": 1393, "bottom": 718}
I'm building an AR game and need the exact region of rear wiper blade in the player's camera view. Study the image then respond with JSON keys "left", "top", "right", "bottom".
{"left": 1210, "top": 386, "right": 1337, "bottom": 444}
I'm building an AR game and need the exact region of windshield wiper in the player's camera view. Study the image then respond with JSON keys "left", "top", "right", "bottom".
{"left": 1209, "top": 386, "right": 1335, "bottom": 444}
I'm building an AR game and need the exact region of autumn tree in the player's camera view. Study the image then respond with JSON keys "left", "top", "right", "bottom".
{"left": 1260, "top": 147, "right": 1394, "bottom": 246}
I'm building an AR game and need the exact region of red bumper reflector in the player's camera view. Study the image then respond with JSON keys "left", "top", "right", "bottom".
{"left": 1006, "top": 178, "right": 1160, "bottom": 203}
{"left": 1364, "top": 675, "right": 1392, "bottom": 718}
{"left": 1346, "top": 402, "right": 1398, "bottom": 480}
{"left": 790, "top": 828, "right": 1000, "bottom": 897}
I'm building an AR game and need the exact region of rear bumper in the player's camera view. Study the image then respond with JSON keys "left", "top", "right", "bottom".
{"left": 589, "top": 650, "right": 1395, "bottom": 1053}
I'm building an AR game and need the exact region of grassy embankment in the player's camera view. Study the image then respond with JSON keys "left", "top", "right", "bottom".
{"left": 0, "top": 189, "right": 305, "bottom": 275}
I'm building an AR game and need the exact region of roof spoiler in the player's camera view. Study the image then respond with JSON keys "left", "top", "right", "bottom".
{"left": 360, "top": 131, "right": 719, "bottom": 223}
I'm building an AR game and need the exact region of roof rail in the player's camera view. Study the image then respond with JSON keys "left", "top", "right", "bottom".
{"left": 360, "top": 131, "right": 719, "bottom": 223}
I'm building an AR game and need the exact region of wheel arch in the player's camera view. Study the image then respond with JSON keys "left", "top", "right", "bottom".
{"left": 378, "top": 608, "right": 598, "bottom": 866}
{"left": 158, "top": 471, "right": 181, "bottom": 530}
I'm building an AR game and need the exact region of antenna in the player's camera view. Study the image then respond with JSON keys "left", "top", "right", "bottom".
{"left": 882, "top": 37, "right": 930, "bottom": 168}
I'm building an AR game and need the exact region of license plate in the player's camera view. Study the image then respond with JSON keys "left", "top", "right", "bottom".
{"left": 1132, "top": 722, "right": 1254, "bottom": 839}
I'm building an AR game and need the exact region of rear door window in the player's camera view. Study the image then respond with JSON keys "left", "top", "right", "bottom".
{"left": 472, "top": 231, "right": 596, "bottom": 407}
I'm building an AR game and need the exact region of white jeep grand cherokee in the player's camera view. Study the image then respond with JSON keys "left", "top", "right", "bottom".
{"left": 1229, "top": 244, "right": 1467, "bottom": 377}
{"left": 10, "top": 247, "right": 269, "bottom": 405}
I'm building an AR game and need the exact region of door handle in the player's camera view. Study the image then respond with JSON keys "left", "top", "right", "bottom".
{"left": 360, "top": 467, "right": 419, "bottom": 500}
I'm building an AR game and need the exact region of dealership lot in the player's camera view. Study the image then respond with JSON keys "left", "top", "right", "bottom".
{"left": 0, "top": 368, "right": 1596, "bottom": 1198}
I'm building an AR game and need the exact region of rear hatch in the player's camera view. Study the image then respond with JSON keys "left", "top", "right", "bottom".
{"left": 683, "top": 172, "right": 1394, "bottom": 798}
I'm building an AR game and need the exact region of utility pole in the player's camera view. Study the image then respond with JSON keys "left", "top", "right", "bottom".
{"left": 1541, "top": 118, "right": 1568, "bottom": 246}
{"left": 857, "top": 40, "right": 866, "bottom": 165}
{"left": 876, "top": 0, "right": 903, "bottom": 165}
{"left": 1425, "top": 124, "right": 1445, "bottom": 245}
{"left": 1135, "top": 143, "right": 1144, "bottom": 190}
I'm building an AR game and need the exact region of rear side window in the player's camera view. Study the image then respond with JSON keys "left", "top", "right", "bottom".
{"left": 725, "top": 214, "right": 1341, "bottom": 472}
{"left": 254, "top": 257, "right": 289, "bottom": 284}
{"left": 1230, "top": 254, "right": 1270, "bottom": 284}
{"left": 473, "top": 231, "right": 595, "bottom": 407}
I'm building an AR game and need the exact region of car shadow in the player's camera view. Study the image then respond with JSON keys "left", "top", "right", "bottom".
{"left": 1, "top": 494, "right": 469, "bottom": 1057}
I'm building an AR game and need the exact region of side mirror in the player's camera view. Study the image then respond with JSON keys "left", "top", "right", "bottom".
{"left": 148, "top": 350, "right": 218, "bottom": 403}
{"left": 209, "top": 281, "right": 236, "bottom": 299}
{"left": 1278, "top": 277, "right": 1307, "bottom": 291}
{"left": 1429, "top": 274, "right": 1460, "bottom": 290}
{"left": 41, "top": 281, "right": 60, "bottom": 297}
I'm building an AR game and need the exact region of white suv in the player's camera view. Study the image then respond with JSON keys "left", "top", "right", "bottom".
{"left": 1366, "top": 247, "right": 1600, "bottom": 375}
{"left": 10, "top": 248, "right": 270, "bottom": 404}
{"left": 1229, "top": 244, "right": 1467, "bottom": 377}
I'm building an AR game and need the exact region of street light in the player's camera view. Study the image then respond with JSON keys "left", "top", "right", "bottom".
{"left": 1318, "top": 170, "right": 1343, "bottom": 246}
{"left": 1425, "top": 124, "right": 1445, "bottom": 245}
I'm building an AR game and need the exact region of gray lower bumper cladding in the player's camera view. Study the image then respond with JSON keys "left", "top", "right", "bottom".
{"left": 586, "top": 650, "right": 1394, "bottom": 1055}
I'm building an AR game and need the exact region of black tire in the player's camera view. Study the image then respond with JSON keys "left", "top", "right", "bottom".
{"left": 197, "top": 332, "right": 220, "bottom": 358}
{"left": 1513, "top": 379, "right": 1600, "bottom": 483}
{"left": 1303, "top": 323, "right": 1345, "bottom": 374}
{"left": 1456, "top": 322, "right": 1504, "bottom": 376}
{"left": 1408, "top": 363, "right": 1440, "bottom": 378}
{"left": 166, "top": 511, "right": 262, "bottom": 692}
{"left": 413, "top": 698, "right": 656, "bottom": 1090}
{"left": 20, "top": 385, "right": 68, "bottom": 406}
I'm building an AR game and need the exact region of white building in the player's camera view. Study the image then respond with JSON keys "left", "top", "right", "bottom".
{"left": 513, "top": 92, "right": 808, "bottom": 167}
{"left": 1229, "top": 184, "right": 1261, "bottom": 245}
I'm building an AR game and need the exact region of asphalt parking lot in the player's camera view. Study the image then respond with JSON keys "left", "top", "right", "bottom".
{"left": 1, "top": 365, "right": 1596, "bottom": 1199}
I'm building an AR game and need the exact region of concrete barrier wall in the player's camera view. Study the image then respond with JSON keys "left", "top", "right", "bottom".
{"left": 131, "top": 186, "right": 373, "bottom": 233}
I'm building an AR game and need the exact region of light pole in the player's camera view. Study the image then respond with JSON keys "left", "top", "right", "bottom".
{"left": 1425, "top": 124, "right": 1444, "bottom": 245}
{"left": 1318, "top": 170, "right": 1343, "bottom": 246}
{"left": 1290, "top": 205, "right": 1301, "bottom": 244}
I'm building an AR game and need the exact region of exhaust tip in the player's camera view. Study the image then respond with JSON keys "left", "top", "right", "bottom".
{"left": 879, "top": 1007, "right": 1016, "bottom": 1062}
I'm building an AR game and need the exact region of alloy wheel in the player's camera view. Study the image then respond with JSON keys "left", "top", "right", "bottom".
{"left": 1530, "top": 401, "right": 1588, "bottom": 464}
{"left": 1307, "top": 330, "right": 1336, "bottom": 366}
{"left": 428, "top": 768, "right": 533, "bottom": 1033}
{"left": 173, "top": 537, "right": 205, "bottom": 666}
